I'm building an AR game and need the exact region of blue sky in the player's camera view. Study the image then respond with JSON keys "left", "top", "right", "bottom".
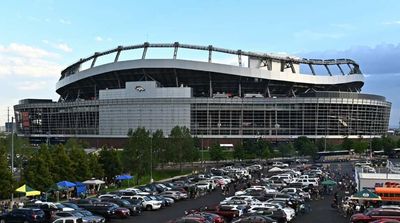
{"left": 0, "top": 0, "right": 399, "bottom": 127}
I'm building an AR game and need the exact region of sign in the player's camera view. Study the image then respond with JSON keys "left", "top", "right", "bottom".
{"left": 135, "top": 86, "right": 145, "bottom": 92}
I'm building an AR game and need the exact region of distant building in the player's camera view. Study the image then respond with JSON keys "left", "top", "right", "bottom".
{"left": 14, "top": 42, "right": 391, "bottom": 147}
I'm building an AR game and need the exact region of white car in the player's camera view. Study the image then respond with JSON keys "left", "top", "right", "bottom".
{"left": 52, "top": 217, "right": 83, "bottom": 223}
{"left": 296, "top": 178, "right": 319, "bottom": 187}
{"left": 34, "top": 201, "right": 74, "bottom": 211}
{"left": 272, "top": 162, "right": 289, "bottom": 168}
{"left": 131, "top": 195, "right": 162, "bottom": 210}
{"left": 264, "top": 202, "right": 296, "bottom": 222}
{"left": 195, "top": 181, "right": 211, "bottom": 190}
{"left": 210, "top": 176, "right": 232, "bottom": 184}
{"left": 280, "top": 187, "right": 311, "bottom": 200}
{"left": 122, "top": 188, "right": 150, "bottom": 195}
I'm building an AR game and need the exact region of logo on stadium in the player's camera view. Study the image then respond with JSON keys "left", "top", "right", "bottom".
{"left": 135, "top": 86, "right": 145, "bottom": 92}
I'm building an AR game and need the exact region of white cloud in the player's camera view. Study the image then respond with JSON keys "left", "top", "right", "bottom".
{"left": 0, "top": 43, "right": 63, "bottom": 78}
{"left": 382, "top": 21, "right": 400, "bottom": 25}
{"left": 59, "top": 19, "right": 71, "bottom": 25}
{"left": 95, "top": 36, "right": 113, "bottom": 42}
{"left": 54, "top": 43, "right": 72, "bottom": 52}
{"left": 42, "top": 40, "right": 73, "bottom": 52}
{"left": 16, "top": 81, "right": 48, "bottom": 91}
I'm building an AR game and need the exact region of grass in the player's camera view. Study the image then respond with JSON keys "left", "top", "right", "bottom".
{"left": 199, "top": 150, "right": 234, "bottom": 161}
{"left": 99, "top": 169, "right": 192, "bottom": 193}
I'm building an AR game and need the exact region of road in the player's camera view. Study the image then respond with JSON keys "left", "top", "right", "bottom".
{"left": 110, "top": 162, "right": 354, "bottom": 223}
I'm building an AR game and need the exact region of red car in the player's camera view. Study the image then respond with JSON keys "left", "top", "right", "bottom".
{"left": 351, "top": 208, "right": 400, "bottom": 223}
{"left": 109, "top": 204, "right": 130, "bottom": 218}
{"left": 370, "top": 219, "right": 400, "bottom": 223}
{"left": 187, "top": 212, "right": 225, "bottom": 223}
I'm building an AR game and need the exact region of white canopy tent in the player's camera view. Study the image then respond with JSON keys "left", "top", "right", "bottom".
{"left": 83, "top": 179, "right": 105, "bottom": 192}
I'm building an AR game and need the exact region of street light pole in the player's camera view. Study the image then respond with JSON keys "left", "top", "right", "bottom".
{"left": 11, "top": 117, "right": 14, "bottom": 201}
{"left": 150, "top": 131, "right": 153, "bottom": 183}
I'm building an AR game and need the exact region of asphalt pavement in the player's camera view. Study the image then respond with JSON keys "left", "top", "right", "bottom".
{"left": 110, "top": 162, "right": 355, "bottom": 223}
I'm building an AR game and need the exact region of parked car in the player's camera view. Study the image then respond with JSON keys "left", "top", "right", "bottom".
{"left": 130, "top": 195, "right": 162, "bottom": 210}
{"left": 0, "top": 208, "right": 46, "bottom": 223}
{"left": 51, "top": 211, "right": 94, "bottom": 223}
{"left": 100, "top": 198, "right": 141, "bottom": 215}
{"left": 232, "top": 215, "right": 277, "bottom": 223}
{"left": 52, "top": 217, "right": 83, "bottom": 223}
{"left": 351, "top": 208, "right": 400, "bottom": 222}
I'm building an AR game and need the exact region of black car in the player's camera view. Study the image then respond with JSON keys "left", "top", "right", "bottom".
{"left": 243, "top": 209, "right": 287, "bottom": 223}
{"left": 0, "top": 208, "right": 46, "bottom": 223}
{"left": 120, "top": 198, "right": 144, "bottom": 211}
{"left": 100, "top": 198, "right": 141, "bottom": 215}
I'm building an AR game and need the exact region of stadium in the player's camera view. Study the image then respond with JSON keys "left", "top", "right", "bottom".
{"left": 14, "top": 42, "right": 391, "bottom": 146}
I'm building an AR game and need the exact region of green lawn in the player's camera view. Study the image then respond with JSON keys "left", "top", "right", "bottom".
{"left": 199, "top": 150, "right": 234, "bottom": 161}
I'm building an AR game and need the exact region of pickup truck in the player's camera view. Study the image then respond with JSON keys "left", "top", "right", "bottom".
{"left": 295, "top": 178, "right": 319, "bottom": 187}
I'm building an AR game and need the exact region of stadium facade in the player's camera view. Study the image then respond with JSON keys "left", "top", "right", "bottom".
{"left": 14, "top": 43, "right": 391, "bottom": 146}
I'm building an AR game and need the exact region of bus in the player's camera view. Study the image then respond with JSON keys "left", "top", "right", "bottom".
{"left": 314, "top": 150, "right": 353, "bottom": 163}
{"left": 375, "top": 187, "right": 400, "bottom": 202}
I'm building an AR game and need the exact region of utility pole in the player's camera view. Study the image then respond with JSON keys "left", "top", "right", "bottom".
{"left": 150, "top": 131, "right": 153, "bottom": 183}
{"left": 11, "top": 116, "right": 14, "bottom": 201}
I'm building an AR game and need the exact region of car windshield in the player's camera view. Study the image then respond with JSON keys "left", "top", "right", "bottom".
{"left": 121, "top": 200, "right": 130, "bottom": 205}
{"left": 143, "top": 197, "right": 150, "bottom": 201}
{"left": 79, "top": 210, "right": 92, "bottom": 216}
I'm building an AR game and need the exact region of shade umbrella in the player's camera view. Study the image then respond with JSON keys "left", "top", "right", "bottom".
{"left": 82, "top": 179, "right": 105, "bottom": 185}
{"left": 15, "top": 184, "right": 41, "bottom": 196}
{"left": 57, "top": 181, "right": 76, "bottom": 188}
{"left": 321, "top": 179, "right": 337, "bottom": 186}
{"left": 115, "top": 175, "right": 133, "bottom": 180}
{"left": 268, "top": 167, "right": 283, "bottom": 172}
{"left": 350, "top": 189, "right": 381, "bottom": 201}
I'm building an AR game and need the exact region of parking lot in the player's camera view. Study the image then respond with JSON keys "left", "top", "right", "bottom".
{"left": 107, "top": 162, "right": 354, "bottom": 223}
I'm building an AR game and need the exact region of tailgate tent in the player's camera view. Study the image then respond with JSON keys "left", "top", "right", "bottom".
{"left": 75, "top": 182, "right": 87, "bottom": 197}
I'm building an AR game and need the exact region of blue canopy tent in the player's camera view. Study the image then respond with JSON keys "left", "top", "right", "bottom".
{"left": 116, "top": 175, "right": 133, "bottom": 180}
{"left": 75, "top": 182, "right": 87, "bottom": 197}
{"left": 116, "top": 175, "right": 133, "bottom": 187}
{"left": 57, "top": 181, "right": 76, "bottom": 189}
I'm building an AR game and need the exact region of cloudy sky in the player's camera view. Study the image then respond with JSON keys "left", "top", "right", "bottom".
{"left": 0, "top": 0, "right": 399, "bottom": 127}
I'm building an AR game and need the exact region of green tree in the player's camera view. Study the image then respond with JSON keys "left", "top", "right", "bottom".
{"left": 278, "top": 143, "right": 296, "bottom": 157}
{"left": 88, "top": 153, "right": 104, "bottom": 179}
{"left": 294, "top": 136, "right": 317, "bottom": 156}
{"left": 233, "top": 143, "right": 245, "bottom": 160}
{"left": 68, "top": 147, "right": 91, "bottom": 181}
{"left": 342, "top": 137, "right": 354, "bottom": 151}
{"left": 209, "top": 143, "right": 224, "bottom": 161}
{"left": 0, "top": 136, "right": 14, "bottom": 199}
{"left": 262, "top": 146, "right": 271, "bottom": 160}
{"left": 51, "top": 144, "right": 75, "bottom": 182}
{"left": 382, "top": 136, "right": 396, "bottom": 155}
{"left": 371, "top": 138, "right": 383, "bottom": 151}
{"left": 152, "top": 129, "right": 165, "bottom": 168}
{"left": 99, "top": 148, "right": 123, "bottom": 183}
{"left": 23, "top": 148, "right": 53, "bottom": 192}
{"left": 353, "top": 140, "right": 369, "bottom": 154}
{"left": 123, "top": 127, "right": 151, "bottom": 184}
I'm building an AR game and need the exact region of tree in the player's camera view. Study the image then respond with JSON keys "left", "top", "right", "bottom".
{"left": 0, "top": 136, "right": 14, "bottom": 199}
{"left": 23, "top": 147, "right": 54, "bottom": 192}
{"left": 342, "top": 137, "right": 354, "bottom": 151}
{"left": 233, "top": 143, "right": 245, "bottom": 160}
{"left": 88, "top": 153, "right": 104, "bottom": 179}
{"left": 169, "top": 126, "right": 197, "bottom": 171}
{"left": 68, "top": 147, "right": 91, "bottom": 181}
{"left": 353, "top": 140, "right": 369, "bottom": 154}
{"left": 209, "top": 144, "right": 224, "bottom": 162}
{"left": 152, "top": 129, "right": 165, "bottom": 168}
{"left": 51, "top": 144, "right": 75, "bottom": 182}
{"left": 382, "top": 136, "right": 396, "bottom": 155}
{"left": 294, "top": 136, "right": 317, "bottom": 157}
{"left": 123, "top": 127, "right": 151, "bottom": 184}
{"left": 371, "top": 138, "right": 383, "bottom": 151}
{"left": 278, "top": 143, "right": 296, "bottom": 157}
{"left": 99, "top": 148, "right": 123, "bottom": 183}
